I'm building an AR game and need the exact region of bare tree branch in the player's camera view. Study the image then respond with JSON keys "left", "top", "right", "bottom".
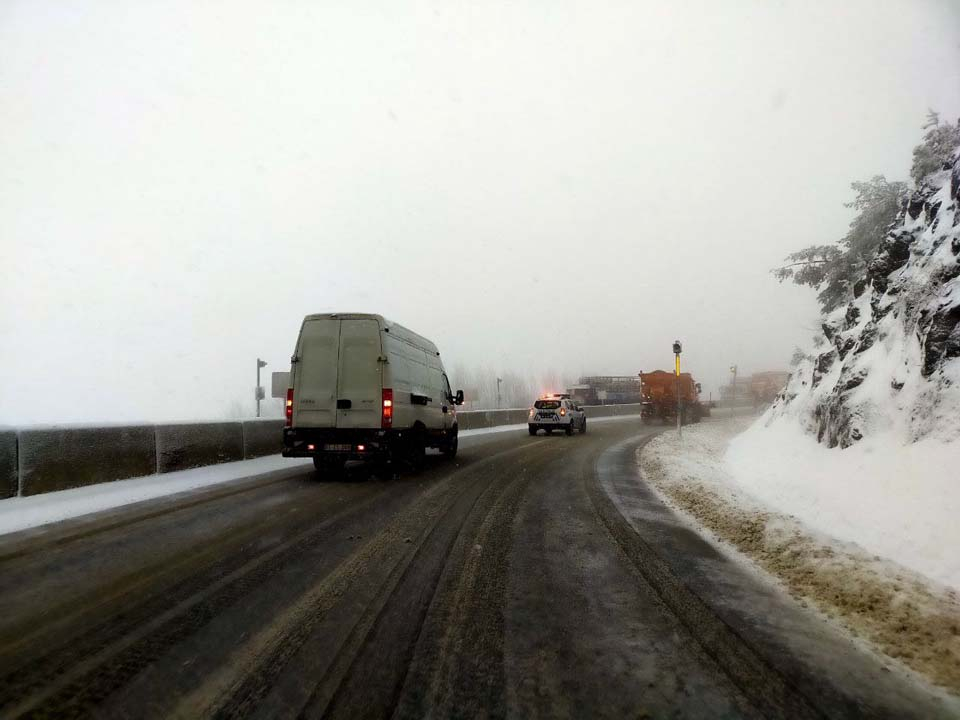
{"left": 770, "top": 259, "right": 832, "bottom": 272}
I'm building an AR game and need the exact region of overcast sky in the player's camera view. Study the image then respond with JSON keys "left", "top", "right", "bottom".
{"left": 2, "top": 0, "right": 959, "bottom": 423}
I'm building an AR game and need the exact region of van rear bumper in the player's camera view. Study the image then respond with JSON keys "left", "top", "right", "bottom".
{"left": 282, "top": 427, "right": 389, "bottom": 458}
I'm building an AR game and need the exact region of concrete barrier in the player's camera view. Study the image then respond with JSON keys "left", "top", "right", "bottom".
{"left": 584, "top": 403, "right": 643, "bottom": 418}
{"left": 18, "top": 425, "right": 157, "bottom": 497}
{"left": 457, "top": 408, "right": 528, "bottom": 430}
{"left": 242, "top": 419, "right": 285, "bottom": 459}
{"left": 4, "top": 405, "right": 647, "bottom": 500}
{"left": 155, "top": 422, "right": 243, "bottom": 474}
{"left": 0, "top": 430, "right": 17, "bottom": 499}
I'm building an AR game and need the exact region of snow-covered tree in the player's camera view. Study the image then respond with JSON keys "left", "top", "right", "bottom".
{"left": 772, "top": 113, "right": 959, "bottom": 313}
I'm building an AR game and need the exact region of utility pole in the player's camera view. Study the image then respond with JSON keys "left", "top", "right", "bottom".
{"left": 729, "top": 364, "right": 738, "bottom": 416}
{"left": 256, "top": 358, "right": 267, "bottom": 417}
{"left": 496, "top": 377, "right": 503, "bottom": 409}
{"left": 673, "top": 340, "right": 683, "bottom": 439}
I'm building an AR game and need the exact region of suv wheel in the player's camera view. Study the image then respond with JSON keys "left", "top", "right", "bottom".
{"left": 565, "top": 422, "right": 573, "bottom": 436}
{"left": 528, "top": 425, "right": 537, "bottom": 436}
{"left": 581, "top": 418, "right": 587, "bottom": 434}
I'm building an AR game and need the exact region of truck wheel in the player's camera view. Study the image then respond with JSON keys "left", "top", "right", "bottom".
{"left": 565, "top": 422, "right": 573, "bottom": 436}
{"left": 528, "top": 425, "right": 537, "bottom": 436}
{"left": 442, "top": 431, "right": 459, "bottom": 459}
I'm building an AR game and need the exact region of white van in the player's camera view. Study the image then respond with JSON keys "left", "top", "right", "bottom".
{"left": 282, "top": 313, "right": 464, "bottom": 474}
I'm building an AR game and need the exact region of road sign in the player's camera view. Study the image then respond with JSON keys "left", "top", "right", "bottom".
{"left": 271, "top": 371, "right": 291, "bottom": 399}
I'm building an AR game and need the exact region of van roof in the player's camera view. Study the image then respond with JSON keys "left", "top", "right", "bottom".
{"left": 301, "top": 313, "right": 440, "bottom": 355}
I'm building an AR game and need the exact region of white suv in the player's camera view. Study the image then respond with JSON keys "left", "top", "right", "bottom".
{"left": 528, "top": 395, "right": 587, "bottom": 436}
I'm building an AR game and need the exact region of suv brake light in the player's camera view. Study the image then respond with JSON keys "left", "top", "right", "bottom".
{"left": 382, "top": 388, "right": 393, "bottom": 429}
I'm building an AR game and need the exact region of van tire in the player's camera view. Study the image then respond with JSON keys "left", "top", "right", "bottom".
{"left": 442, "top": 431, "right": 458, "bottom": 459}
{"left": 406, "top": 429, "right": 427, "bottom": 471}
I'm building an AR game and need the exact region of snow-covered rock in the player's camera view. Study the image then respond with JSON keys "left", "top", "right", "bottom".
{"left": 771, "top": 152, "right": 960, "bottom": 447}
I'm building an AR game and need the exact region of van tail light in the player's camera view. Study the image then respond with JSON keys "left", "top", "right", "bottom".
{"left": 560, "top": 407, "right": 566, "bottom": 417}
{"left": 382, "top": 388, "right": 393, "bottom": 429}
{"left": 285, "top": 388, "right": 294, "bottom": 427}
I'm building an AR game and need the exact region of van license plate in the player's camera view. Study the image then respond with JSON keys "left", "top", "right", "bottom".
{"left": 324, "top": 444, "right": 352, "bottom": 452}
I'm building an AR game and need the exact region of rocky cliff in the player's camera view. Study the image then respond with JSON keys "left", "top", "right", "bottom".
{"left": 771, "top": 152, "right": 960, "bottom": 447}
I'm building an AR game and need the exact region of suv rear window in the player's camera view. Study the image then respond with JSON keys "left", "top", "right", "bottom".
{"left": 534, "top": 400, "right": 561, "bottom": 409}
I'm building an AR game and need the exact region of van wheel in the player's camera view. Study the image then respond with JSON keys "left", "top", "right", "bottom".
{"left": 565, "top": 423, "right": 573, "bottom": 436}
{"left": 406, "top": 432, "right": 426, "bottom": 471}
{"left": 442, "top": 431, "right": 459, "bottom": 459}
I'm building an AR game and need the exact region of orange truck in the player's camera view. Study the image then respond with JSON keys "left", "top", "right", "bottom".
{"left": 640, "top": 371, "right": 705, "bottom": 425}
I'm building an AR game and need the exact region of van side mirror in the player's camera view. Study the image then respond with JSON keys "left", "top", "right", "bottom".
{"left": 455, "top": 390, "right": 465, "bottom": 405}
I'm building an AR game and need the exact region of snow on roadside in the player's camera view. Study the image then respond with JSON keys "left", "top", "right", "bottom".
{"left": 0, "top": 456, "right": 313, "bottom": 537}
{"left": 726, "top": 416, "right": 960, "bottom": 592}
{"left": 641, "top": 417, "right": 960, "bottom": 694}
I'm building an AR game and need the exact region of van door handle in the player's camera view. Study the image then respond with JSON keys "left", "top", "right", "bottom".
{"left": 337, "top": 399, "right": 352, "bottom": 409}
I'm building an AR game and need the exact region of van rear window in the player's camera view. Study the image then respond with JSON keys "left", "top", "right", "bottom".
{"left": 534, "top": 400, "right": 561, "bottom": 409}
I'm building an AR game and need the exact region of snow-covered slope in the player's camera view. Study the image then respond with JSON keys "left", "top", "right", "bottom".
{"left": 722, "top": 151, "right": 960, "bottom": 591}
{"left": 772, "top": 152, "right": 960, "bottom": 447}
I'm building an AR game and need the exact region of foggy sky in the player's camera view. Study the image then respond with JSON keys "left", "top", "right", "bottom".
{"left": 2, "top": 0, "right": 959, "bottom": 424}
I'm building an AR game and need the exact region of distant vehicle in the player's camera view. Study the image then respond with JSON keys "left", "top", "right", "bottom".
{"left": 528, "top": 394, "right": 587, "bottom": 436}
{"left": 566, "top": 376, "right": 642, "bottom": 405}
{"left": 282, "top": 313, "right": 464, "bottom": 476}
{"left": 639, "top": 371, "right": 705, "bottom": 425}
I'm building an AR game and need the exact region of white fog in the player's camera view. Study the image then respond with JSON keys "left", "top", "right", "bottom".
{"left": 2, "top": 0, "right": 958, "bottom": 423}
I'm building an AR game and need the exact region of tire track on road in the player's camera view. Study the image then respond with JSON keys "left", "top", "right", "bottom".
{"left": 2, "top": 481, "right": 396, "bottom": 719}
{"left": 391, "top": 432, "right": 602, "bottom": 720}
{"left": 182, "top": 440, "right": 548, "bottom": 720}
{"left": 585, "top": 434, "right": 824, "bottom": 720}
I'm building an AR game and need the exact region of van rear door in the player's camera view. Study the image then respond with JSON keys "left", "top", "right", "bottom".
{"left": 294, "top": 318, "right": 341, "bottom": 427}
{"left": 336, "top": 318, "right": 382, "bottom": 429}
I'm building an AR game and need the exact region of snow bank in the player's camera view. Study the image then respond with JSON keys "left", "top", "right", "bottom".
{"left": 726, "top": 417, "right": 960, "bottom": 591}
{"left": 0, "top": 456, "right": 312, "bottom": 537}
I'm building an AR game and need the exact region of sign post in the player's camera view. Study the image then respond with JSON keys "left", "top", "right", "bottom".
{"left": 673, "top": 340, "right": 683, "bottom": 439}
{"left": 729, "top": 364, "right": 738, "bottom": 415}
{"left": 256, "top": 358, "right": 268, "bottom": 417}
